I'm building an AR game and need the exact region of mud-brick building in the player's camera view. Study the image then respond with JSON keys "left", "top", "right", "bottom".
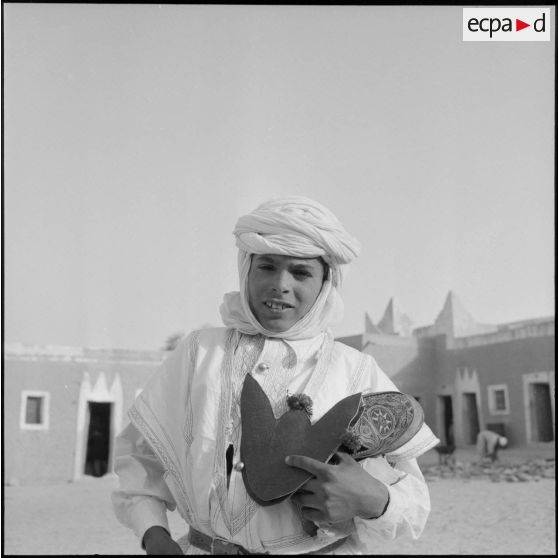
{"left": 338, "top": 291, "right": 555, "bottom": 449}
{"left": 3, "top": 345, "right": 164, "bottom": 485}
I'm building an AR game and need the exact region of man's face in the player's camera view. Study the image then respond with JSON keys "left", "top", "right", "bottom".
{"left": 247, "top": 254, "right": 325, "bottom": 332}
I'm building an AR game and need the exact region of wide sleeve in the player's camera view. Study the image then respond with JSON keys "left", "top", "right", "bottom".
{"left": 350, "top": 456, "right": 431, "bottom": 550}
{"left": 111, "top": 333, "right": 198, "bottom": 545}
{"left": 348, "top": 356, "right": 433, "bottom": 551}
{"left": 111, "top": 421, "right": 177, "bottom": 544}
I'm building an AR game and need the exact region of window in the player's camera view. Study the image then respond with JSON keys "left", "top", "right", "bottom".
{"left": 26, "top": 396, "right": 43, "bottom": 424}
{"left": 20, "top": 391, "right": 50, "bottom": 430}
{"left": 494, "top": 390, "right": 506, "bottom": 411}
{"left": 488, "top": 384, "right": 509, "bottom": 415}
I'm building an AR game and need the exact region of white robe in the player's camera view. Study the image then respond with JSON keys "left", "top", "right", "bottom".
{"left": 112, "top": 327, "right": 434, "bottom": 554}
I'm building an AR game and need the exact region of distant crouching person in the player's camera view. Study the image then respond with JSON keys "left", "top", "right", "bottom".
{"left": 477, "top": 429, "right": 508, "bottom": 463}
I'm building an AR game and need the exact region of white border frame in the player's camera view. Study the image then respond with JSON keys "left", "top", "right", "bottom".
{"left": 20, "top": 390, "right": 50, "bottom": 430}
{"left": 73, "top": 372, "right": 123, "bottom": 481}
{"left": 487, "top": 384, "right": 510, "bottom": 415}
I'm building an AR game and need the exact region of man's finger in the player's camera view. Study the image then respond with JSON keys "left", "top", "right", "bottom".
{"left": 291, "top": 492, "right": 319, "bottom": 509}
{"left": 299, "top": 506, "right": 325, "bottom": 524}
{"left": 285, "top": 455, "right": 330, "bottom": 477}
{"left": 299, "top": 478, "right": 321, "bottom": 493}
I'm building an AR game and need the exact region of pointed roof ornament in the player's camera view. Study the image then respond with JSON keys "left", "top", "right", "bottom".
{"left": 365, "top": 312, "right": 382, "bottom": 334}
{"left": 377, "top": 297, "right": 414, "bottom": 337}
{"left": 91, "top": 372, "right": 111, "bottom": 401}
{"left": 432, "top": 291, "right": 479, "bottom": 338}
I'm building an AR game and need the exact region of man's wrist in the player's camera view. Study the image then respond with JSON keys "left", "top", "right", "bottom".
{"left": 358, "top": 486, "right": 390, "bottom": 520}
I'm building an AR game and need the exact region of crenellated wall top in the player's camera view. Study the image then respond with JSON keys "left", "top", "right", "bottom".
{"left": 447, "top": 318, "right": 554, "bottom": 349}
{"left": 3, "top": 343, "right": 165, "bottom": 364}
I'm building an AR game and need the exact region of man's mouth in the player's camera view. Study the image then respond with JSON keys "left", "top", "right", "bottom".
{"left": 263, "top": 301, "right": 294, "bottom": 311}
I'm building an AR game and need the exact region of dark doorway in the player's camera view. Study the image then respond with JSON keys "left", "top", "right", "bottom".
{"left": 439, "top": 395, "right": 454, "bottom": 446}
{"left": 462, "top": 393, "right": 480, "bottom": 445}
{"left": 530, "top": 383, "right": 554, "bottom": 442}
{"left": 85, "top": 402, "right": 111, "bottom": 477}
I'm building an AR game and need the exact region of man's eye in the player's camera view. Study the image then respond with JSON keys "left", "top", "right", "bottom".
{"left": 294, "top": 270, "right": 312, "bottom": 278}
{"left": 258, "top": 265, "right": 274, "bottom": 271}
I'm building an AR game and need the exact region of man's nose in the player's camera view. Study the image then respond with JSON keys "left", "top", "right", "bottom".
{"left": 271, "top": 270, "right": 291, "bottom": 293}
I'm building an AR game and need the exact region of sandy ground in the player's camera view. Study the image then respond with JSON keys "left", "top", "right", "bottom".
{"left": 2, "top": 446, "right": 555, "bottom": 555}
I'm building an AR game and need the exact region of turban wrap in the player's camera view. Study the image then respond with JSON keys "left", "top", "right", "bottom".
{"left": 219, "top": 196, "right": 361, "bottom": 340}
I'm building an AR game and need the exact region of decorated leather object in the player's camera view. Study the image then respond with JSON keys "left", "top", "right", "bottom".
{"left": 240, "top": 373, "right": 425, "bottom": 507}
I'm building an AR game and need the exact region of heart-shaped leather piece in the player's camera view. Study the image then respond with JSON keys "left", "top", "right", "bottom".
{"left": 240, "top": 374, "right": 424, "bottom": 507}
{"left": 240, "top": 373, "right": 361, "bottom": 506}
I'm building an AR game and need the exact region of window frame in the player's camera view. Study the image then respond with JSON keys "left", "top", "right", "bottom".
{"left": 20, "top": 390, "right": 50, "bottom": 430}
{"left": 487, "top": 384, "right": 510, "bottom": 415}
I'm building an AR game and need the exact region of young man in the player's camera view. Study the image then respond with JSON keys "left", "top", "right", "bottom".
{"left": 112, "top": 196, "right": 438, "bottom": 554}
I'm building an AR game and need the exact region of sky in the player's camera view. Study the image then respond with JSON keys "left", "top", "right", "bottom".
{"left": 2, "top": 4, "right": 555, "bottom": 351}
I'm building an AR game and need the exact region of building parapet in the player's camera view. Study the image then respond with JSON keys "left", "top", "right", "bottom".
{"left": 363, "top": 333, "right": 420, "bottom": 349}
{"left": 447, "top": 319, "right": 554, "bottom": 349}
{"left": 3, "top": 343, "right": 165, "bottom": 364}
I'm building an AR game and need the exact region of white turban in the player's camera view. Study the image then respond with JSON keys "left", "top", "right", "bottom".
{"left": 219, "top": 196, "right": 361, "bottom": 340}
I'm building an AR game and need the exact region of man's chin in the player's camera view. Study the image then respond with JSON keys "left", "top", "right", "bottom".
{"left": 258, "top": 318, "right": 293, "bottom": 333}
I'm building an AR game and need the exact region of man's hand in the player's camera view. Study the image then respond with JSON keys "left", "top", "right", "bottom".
{"left": 143, "top": 526, "right": 184, "bottom": 555}
{"left": 286, "top": 452, "right": 389, "bottom": 526}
